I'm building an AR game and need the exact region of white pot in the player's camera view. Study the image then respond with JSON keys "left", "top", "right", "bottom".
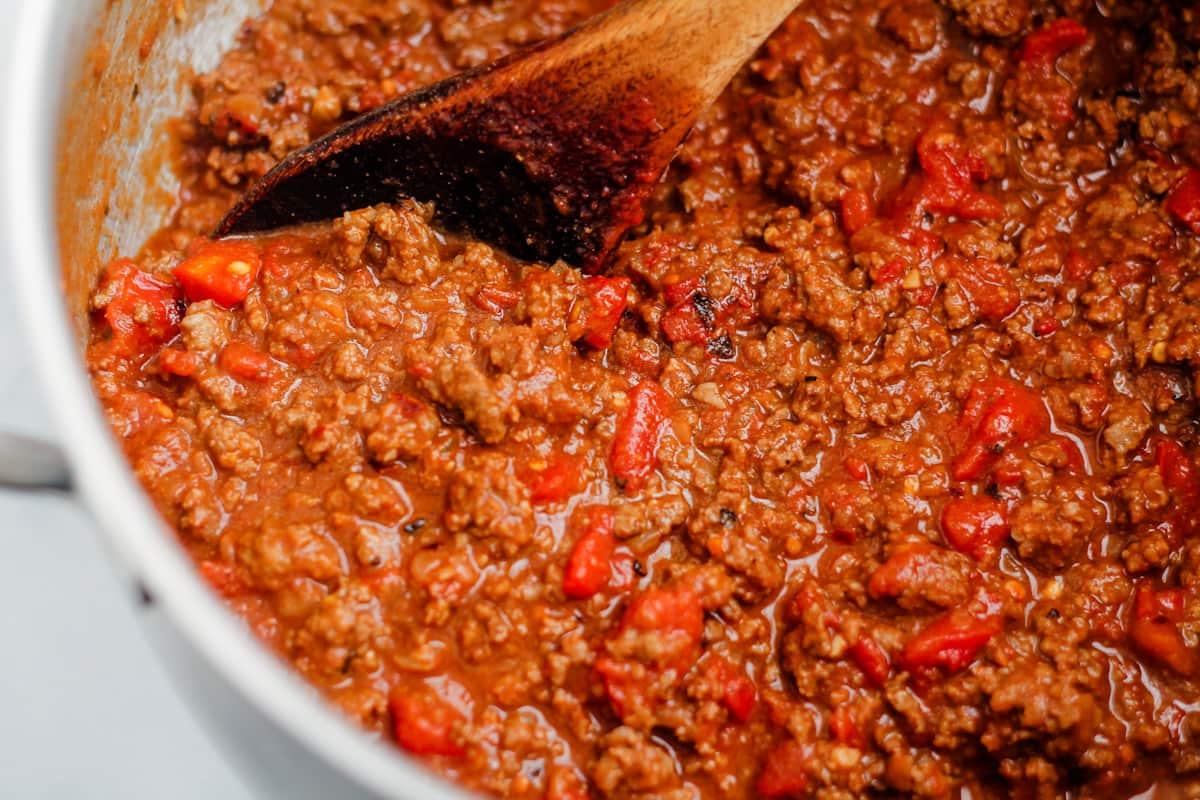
{"left": 0, "top": 3, "right": 473, "bottom": 798}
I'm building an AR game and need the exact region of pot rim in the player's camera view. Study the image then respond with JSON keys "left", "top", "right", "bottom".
{"left": 2, "top": 4, "right": 472, "bottom": 798}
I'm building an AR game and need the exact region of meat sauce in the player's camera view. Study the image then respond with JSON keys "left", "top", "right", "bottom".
{"left": 86, "top": 1, "right": 1200, "bottom": 798}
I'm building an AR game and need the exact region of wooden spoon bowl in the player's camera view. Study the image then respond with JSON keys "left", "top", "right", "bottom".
{"left": 217, "top": 0, "right": 801, "bottom": 270}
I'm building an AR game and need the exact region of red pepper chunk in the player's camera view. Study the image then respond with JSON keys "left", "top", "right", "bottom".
{"left": 97, "top": 259, "right": 184, "bottom": 357}
{"left": 941, "top": 496, "right": 1010, "bottom": 561}
{"left": 1153, "top": 438, "right": 1200, "bottom": 540}
{"left": 843, "top": 456, "right": 869, "bottom": 481}
{"left": 1033, "top": 316, "right": 1061, "bottom": 337}
{"left": 874, "top": 258, "right": 907, "bottom": 286}
{"left": 1013, "top": 19, "right": 1089, "bottom": 126}
{"left": 1156, "top": 439, "right": 1200, "bottom": 506}
{"left": 570, "top": 276, "right": 630, "bottom": 349}
{"left": 849, "top": 635, "right": 891, "bottom": 687}
{"left": 621, "top": 584, "right": 704, "bottom": 674}
{"left": 388, "top": 689, "right": 467, "bottom": 758}
{"left": 610, "top": 380, "right": 671, "bottom": 493}
{"left": 840, "top": 188, "right": 875, "bottom": 236}
{"left": 663, "top": 274, "right": 704, "bottom": 307}
{"left": 563, "top": 507, "right": 616, "bottom": 600}
{"left": 1019, "top": 18, "right": 1089, "bottom": 65}
{"left": 756, "top": 740, "right": 812, "bottom": 799}
{"left": 219, "top": 342, "right": 274, "bottom": 381}
{"left": 159, "top": 349, "right": 199, "bottom": 378}
{"left": 951, "top": 377, "right": 1050, "bottom": 481}
{"left": 1166, "top": 170, "right": 1200, "bottom": 235}
{"left": 173, "top": 240, "right": 262, "bottom": 308}
{"left": 705, "top": 656, "right": 757, "bottom": 722}
{"left": 899, "top": 591, "right": 1004, "bottom": 674}
{"left": 912, "top": 129, "right": 1003, "bottom": 221}
{"left": 1130, "top": 583, "right": 1199, "bottom": 677}
{"left": 521, "top": 454, "right": 581, "bottom": 505}
{"left": 868, "top": 544, "right": 957, "bottom": 600}
{"left": 660, "top": 301, "right": 710, "bottom": 345}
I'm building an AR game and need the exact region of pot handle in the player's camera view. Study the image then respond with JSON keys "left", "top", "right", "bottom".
{"left": 0, "top": 432, "right": 72, "bottom": 491}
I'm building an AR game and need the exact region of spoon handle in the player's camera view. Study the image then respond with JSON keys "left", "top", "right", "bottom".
{"left": 550, "top": 0, "right": 802, "bottom": 111}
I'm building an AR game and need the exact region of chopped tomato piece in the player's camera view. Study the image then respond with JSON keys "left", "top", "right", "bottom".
{"left": 569, "top": 276, "right": 630, "bottom": 349}
{"left": 1130, "top": 621, "right": 1199, "bottom": 678}
{"left": 951, "top": 377, "right": 1050, "bottom": 481}
{"left": 595, "top": 581, "right": 704, "bottom": 718}
{"left": 899, "top": 591, "right": 1004, "bottom": 674}
{"left": 1130, "top": 583, "right": 1199, "bottom": 677}
{"left": 96, "top": 259, "right": 184, "bottom": 357}
{"left": 843, "top": 456, "right": 869, "bottom": 481}
{"left": 840, "top": 188, "right": 875, "bottom": 236}
{"left": 105, "top": 390, "right": 175, "bottom": 439}
{"left": 620, "top": 584, "right": 704, "bottom": 673}
{"left": 1155, "top": 438, "right": 1200, "bottom": 503}
{"left": 756, "top": 740, "right": 811, "bottom": 799}
{"left": 909, "top": 128, "right": 1003, "bottom": 221}
{"left": 173, "top": 240, "right": 262, "bottom": 307}
{"left": 660, "top": 300, "right": 710, "bottom": 345}
{"left": 705, "top": 656, "right": 757, "bottom": 722}
{"left": 609, "top": 380, "right": 672, "bottom": 493}
{"left": 1019, "top": 18, "right": 1089, "bottom": 64}
{"left": 849, "top": 635, "right": 891, "bottom": 687}
{"left": 388, "top": 689, "right": 467, "bottom": 757}
{"left": 1033, "top": 316, "right": 1061, "bottom": 336}
{"left": 952, "top": 258, "right": 1019, "bottom": 322}
{"left": 874, "top": 258, "right": 907, "bottom": 286}
{"left": 219, "top": 342, "right": 274, "bottom": 381}
{"left": 1013, "top": 19, "right": 1089, "bottom": 126}
{"left": 1152, "top": 437, "right": 1200, "bottom": 539}
{"left": 663, "top": 274, "right": 704, "bottom": 306}
{"left": 563, "top": 507, "right": 616, "bottom": 600}
{"left": 941, "top": 495, "right": 1010, "bottom": 561}
{"left": 867, "top": 544, "right": 951, "bottom": 599}
{"left": 593, "top": 656, "right": 639, "bottom": 719}
{"left": 159, "top": 349, "right": 199, "bottom": 378}
{"left": 521, "top": 454, "right": 581, "bottom": 505}
{"left": 1166, "top": 170, "right": 1200, "bottom": 235}
{"left": 1135, "top": 583, "right": 1186, "bottom": 622}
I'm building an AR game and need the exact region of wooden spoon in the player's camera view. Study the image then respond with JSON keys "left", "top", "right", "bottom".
{"left": 216, "top": 0, "right": 801, "bottom": 270}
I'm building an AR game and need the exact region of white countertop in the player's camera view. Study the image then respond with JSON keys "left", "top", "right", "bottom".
{"left": 0, "top": 15, "right": 252, "bottom": 791}
{"left": 0, "top": 271, "right": 254, "bottom": 800}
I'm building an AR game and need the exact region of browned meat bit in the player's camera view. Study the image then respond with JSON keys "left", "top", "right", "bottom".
{"left": 334, "top": 202, "right": 443, "bottom": 285}
{"left": 940, "top": 0, "right": 1030, "bottom": 38}
{"left": 444, "top": 452, "right": 535, "bottom": 553}
{"left": 360, "top": 394, "right": 442, "bottom": 466}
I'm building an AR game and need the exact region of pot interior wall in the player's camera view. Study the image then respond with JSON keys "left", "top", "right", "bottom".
{"left": 56, "top": 0, "right": 267, "bottom": 337}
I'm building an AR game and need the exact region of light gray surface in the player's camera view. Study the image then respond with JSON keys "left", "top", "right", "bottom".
{"left": 0, "top": 4, "right": 252, "bottom": 794}
{"left": 0, "top": 276, "right": 254, "bottom": 800}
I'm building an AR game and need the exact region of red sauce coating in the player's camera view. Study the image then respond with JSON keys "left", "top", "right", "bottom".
{"left": 86, "top": 1, "right": 1200, "bottom": 797}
